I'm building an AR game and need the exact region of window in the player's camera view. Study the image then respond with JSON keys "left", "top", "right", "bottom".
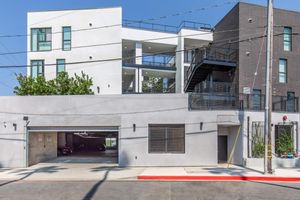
{"left": 283, "top": 27, "right": 292, "bottom": 51}
{"left": 149, "top": 124, "right": 185, "bottom": 153}
{"left": 31, "top": 60, "right": 44, "bottom": 78}
{"left": 287, "top": 91, "right": 295, "bottom": 112}
{"left": 252, "top": 89, "right": 262, "bottom": 110}
{"left": 31, "top": 28, "right": 52, "bottom": 51}
{"left": 56, "top": 59, "right": 66, "bottom": 75}
{"left": 279, "top": 59, "right": 287, "bottom": 83}
{"left": 62, "top": 27, "right": 71, "bottom": 51}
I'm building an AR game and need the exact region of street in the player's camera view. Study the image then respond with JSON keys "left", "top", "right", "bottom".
{"left": 0, "top": 180, "right": 300, "bottom": 200}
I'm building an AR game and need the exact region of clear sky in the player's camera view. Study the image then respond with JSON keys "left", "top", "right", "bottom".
{"left": 0, "top": 0, "right": 299, "bottom": 96}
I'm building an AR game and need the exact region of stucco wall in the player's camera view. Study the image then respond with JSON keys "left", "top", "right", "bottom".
{"left": 0, "top": 94, "right": 239, "bottom": 168}
{"left": 27, "top": 7, "right": 122, "bottom": 95}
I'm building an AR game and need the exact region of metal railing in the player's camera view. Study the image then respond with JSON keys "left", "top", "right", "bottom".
{"left": 123, "top": 19, "right": 212, "bottom": 33}
{"left": 194, "top": 81, "right": 236, "bottom": 94}
{"left": 189, "top": 93, "right": 299, "bottom": 112}
{"left": 185, "top": 47, "right": 238, "bottom": 85}
{"left": 179, "top": 21, "right": 211, "bottom": 31}
{"left": 123, "top": 54, "right": 176, "bottom": 69}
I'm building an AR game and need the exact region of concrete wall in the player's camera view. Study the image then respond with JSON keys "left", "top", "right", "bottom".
{"left": 0, "top": 94, "right": 239, "bottom": 168}
{"left": 27, "top": 7, "right": 122, "bottom": 95}
{"left": 29, "top": 132, "right": 57, "bottom": 166}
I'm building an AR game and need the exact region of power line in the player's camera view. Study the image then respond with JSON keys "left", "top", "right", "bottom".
{"left": 0, "top": 27, "right": 249, "bottom": 56}
{"left": 0, "top": 1, "right": 236, "bottom": 39}
{"left": 0, "top": 31, "right": 271, "bottom": 70}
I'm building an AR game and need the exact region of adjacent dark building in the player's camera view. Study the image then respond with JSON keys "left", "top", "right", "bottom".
{"left": 186, "top": 2, "right": 300, "bottom": 113}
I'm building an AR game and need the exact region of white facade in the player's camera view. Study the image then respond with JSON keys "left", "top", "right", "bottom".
{"left": 27, "top": 7, "right": 212, "bottom": 94}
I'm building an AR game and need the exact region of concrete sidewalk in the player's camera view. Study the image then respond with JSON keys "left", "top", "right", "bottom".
{"left": 0, "top": 163, "right": 300, "bottom": 182}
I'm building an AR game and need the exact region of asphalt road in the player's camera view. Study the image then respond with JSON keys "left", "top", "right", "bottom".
{"left": 0, "top": 180, "right": 300, "bottom": 200}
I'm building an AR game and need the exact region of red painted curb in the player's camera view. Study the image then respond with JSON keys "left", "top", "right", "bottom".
{"left": 138, "top": 175, "right": 300, "bottom": 182}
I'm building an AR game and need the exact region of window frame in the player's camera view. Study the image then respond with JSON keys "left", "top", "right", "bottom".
{"left": 287, "top": 91, "right": 296, "bottom": 112}
{"left": 279, "top": 59, "right": 287, "bottom": 83}
{"left": 30, "top": 60, "right": 44, "bottom": 78}
{"left": 31, "top": 28, "right": 52, "bottom": 52}
{"left": 283, "top": 27, "right": 292, "bottom": 52}
{"left": 148, "top": 124, "right": 185, "bottom": 154}
{"left": 62, "top": 26, "right": 72, "bottom": 51}
{"left": 252, "top": 89, "right": 262, "bottom": 111}
{"left": 56, "top": 59, "right": 66, "bottom": 76}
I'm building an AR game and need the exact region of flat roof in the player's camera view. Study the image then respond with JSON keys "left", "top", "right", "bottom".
{"left": 28, "top": 6, "right": 121, "bottom": 13}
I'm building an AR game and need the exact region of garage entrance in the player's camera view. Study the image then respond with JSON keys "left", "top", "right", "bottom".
{"left": 27, "top": 126, "right": 119, "bottom": 167}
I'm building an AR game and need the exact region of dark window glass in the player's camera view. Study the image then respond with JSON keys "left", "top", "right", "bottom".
{"left": 279, "top": 59, "right": 287, "bottom": 83}
{"left": 31, "top": 60, "right": 44, "bottom": 78}
{"left": 287, "top": 92, "right": 295, "bottom": 112}
{"left": 56, "top": 59, "right": 66, "bottom": 75}
{"left": 63, "top": 27, "right": 71, "bottom": 51}
{"left": 252, "top": 89, "right": 261, "bottom": 110}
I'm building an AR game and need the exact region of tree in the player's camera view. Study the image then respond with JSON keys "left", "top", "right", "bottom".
{"left": 142, "top": 77, "right": 163, "bottom": 93}
{"left": 14, "top": 71, "right": 94, "bottom": 96}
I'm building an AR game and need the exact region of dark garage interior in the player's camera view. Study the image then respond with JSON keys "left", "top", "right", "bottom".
{"left": 57, "top": 132, "right": 118, "bottom": 163}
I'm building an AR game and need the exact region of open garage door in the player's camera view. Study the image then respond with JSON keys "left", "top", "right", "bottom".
{"left": 28, "top": 126, "right": 119, "bottom": 166}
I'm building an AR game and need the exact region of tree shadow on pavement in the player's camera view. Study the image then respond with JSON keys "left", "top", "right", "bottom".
{"left": 0, "top": 166, "right": 66, "bottom": 187}
{"left": 81, "top": 166, "right": 127, "bottom": 200}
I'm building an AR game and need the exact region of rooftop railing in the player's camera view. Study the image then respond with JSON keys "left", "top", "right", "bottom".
{"left": 122, "top": 19, "right": 212, "bottom": 33}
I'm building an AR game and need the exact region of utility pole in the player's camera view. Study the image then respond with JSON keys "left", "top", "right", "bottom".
{"left": 264, "top": 0, "right": 273, "bottom": 174}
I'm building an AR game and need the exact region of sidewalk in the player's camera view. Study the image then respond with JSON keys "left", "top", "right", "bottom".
{"left": 138, "top": 165, "right": 300, "bottom": 182}
{"left": 0, "top": 163, "right": 300, "bottom": 182}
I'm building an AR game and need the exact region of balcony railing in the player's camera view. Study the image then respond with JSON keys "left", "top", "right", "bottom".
{"left": 123, "top": 54, "right": 176, "bottom": 69}
{"left": 186, "top": 47, "right": 238, "bottom": 85}
{"left": 189, "top": 93, "right": 299, "bottom": 112}
{"left": 122, "top": 19, "right": 211, "bottom": 33}
{"left": 194, "top": 81, "right": 236, "bottom": 94}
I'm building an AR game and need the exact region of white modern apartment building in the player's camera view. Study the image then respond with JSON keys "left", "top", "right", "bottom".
{"left": 1, "top": 3, "right": 300, "bottom": 169}
{"left": 27, "top": 7, "right": 212, "bottom": 94}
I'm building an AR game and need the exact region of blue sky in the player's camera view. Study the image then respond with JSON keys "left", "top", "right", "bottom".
{"left": 0, "top": 0, "right": 299, "bottom": 96}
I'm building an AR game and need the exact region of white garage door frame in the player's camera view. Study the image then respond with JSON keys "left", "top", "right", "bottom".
{"left": 26, "top": 126, "right": 120, "bottom": 167}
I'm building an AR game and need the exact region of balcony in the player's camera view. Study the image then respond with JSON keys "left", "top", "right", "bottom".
{"left": 189, "top": 93, "right": 299, "bottom": 112}
{"left": 185, "top": 47, "right": 238, "bottom": 92}
{"left": 123, "top": 54, "right": 176, "bottom": 71}
{"left": 122, "top": 19, "right": 211, "bottom": 34}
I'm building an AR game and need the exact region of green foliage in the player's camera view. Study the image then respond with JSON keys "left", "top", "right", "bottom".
{"left": 142, "top": 77, "right": 163, "bottom": 93}
{"left": 275, "top": 128, "right": 294, "bottom": 156}
{"left": 251, "top": 122, "right": 265, "bottom": 158}
{"left": 14, "top": 72, "right": 94, "bottom": 96}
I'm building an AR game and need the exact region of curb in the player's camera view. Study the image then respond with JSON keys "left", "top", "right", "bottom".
{"left": 137, "top": 175, "right": 300, "bottom": 182}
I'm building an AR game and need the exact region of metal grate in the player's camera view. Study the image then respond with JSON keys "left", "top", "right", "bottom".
{"left": 149, "top": 124, "right": 185, "bottom": 153}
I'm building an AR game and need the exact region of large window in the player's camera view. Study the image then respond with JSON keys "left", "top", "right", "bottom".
{"left": 283, "top": 27, "right": 292, "bottom": 51}
{"left": 279, "top": 59, "right": 287, "bottom": 83}
{"left": 56, "top": 59, "right": 66, "bottom": 75}
{"left": 31, "top": 28, "right": 52, "bottom": 51}
{"left": 31, "top": 60, "right": 44, "bottom": 78}
{"left": 62, "top": 26, "right": 71, "bottom": 51}
{"left": 148, "top": 124, "right": 185, "bottom": 153}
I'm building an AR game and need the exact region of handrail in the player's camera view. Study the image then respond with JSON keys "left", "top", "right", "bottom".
{"left": 122, "top": 19, "right": 212, "bottom": 33}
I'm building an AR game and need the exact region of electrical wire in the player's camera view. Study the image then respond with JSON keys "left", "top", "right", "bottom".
{"left": 0, "top": 1, "right": 236, "bottom": 39}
